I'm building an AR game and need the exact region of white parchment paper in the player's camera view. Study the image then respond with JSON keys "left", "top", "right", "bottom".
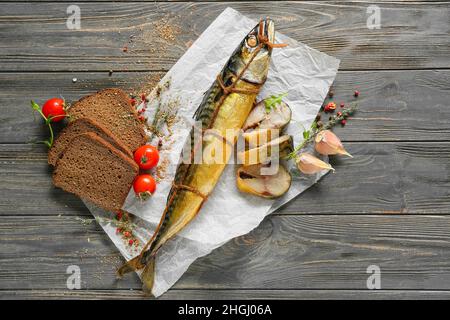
{"left": 87, "top": 7, "right": 340, "bottom": 297}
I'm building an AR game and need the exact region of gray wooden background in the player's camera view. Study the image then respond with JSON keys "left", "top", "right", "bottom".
{"left": 1, "top": 1, "right": 450, "bottom": 299}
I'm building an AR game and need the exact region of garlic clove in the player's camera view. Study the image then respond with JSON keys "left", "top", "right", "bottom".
{"left": 296, "top": 153, "right": 335, "bottom": 174}
{"left": 314, "top": 130, "right": 352, "bottom": 157}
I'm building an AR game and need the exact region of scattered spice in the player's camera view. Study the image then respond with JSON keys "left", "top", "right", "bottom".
{"left": 287, "top": 95, "right": 359, "bottom": 159}
{"left": 153, "top": 17, "right": 181, "bottom": 42}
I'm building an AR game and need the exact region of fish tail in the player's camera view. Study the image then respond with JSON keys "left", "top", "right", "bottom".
{"left": 141, "top": 256, "right": 156, "bottom": 296}
{"left": 116, "top": 255, "right": 144, "bottom": 278}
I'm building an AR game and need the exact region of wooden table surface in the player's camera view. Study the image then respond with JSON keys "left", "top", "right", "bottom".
{"left": 1, "top": 1, "right": 450, "bottom": 300}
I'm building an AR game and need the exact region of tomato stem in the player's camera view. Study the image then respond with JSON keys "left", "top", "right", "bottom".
{"left": 30, "top": 100, "right": 55, "bottom": 148}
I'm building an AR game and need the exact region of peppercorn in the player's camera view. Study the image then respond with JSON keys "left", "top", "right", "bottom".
{"left": 337, "top": 111, "right": 343, "bottom": 117}
{"left": 354, "top": 90, "right": 360, "bottom": 97}
{"left": 341, "top": 119, "right": 347, "bottom": 126}
{"left": 123, "top": 231, "right": 131, "bottom": 238}
{"left": 116, "top": 211, "right": 123, "bottom": 220}
{"left": 128, "top": 239, "right": 134, "bottom": 246}
{"left": 340, "top": 102, "right": 345, "bottom": 108}
{"left": 324, "top": 102, "right": 336, "bottom": 113}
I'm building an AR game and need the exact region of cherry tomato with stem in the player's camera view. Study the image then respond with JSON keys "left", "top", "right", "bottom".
{"left": 42, "top": 98, "right": 66, "bottom": 122}
{"left": 133, "top": 174, "right": 156, "bottom": 200}
{"left": 134, "top": 145, "right": 160, "bottom": 170}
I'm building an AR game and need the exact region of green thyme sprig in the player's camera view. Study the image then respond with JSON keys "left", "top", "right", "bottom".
{"left": 286, "top": 102, "right": 358, "bottom": 160}
{"left": 264, "top": 92, "right": 288, "bottom": 113}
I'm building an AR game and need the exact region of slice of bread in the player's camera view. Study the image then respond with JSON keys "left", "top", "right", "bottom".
{"left": 48, "top": 118, "right": 133, "bottom": 166}
{"left": 67, "top": 88, "right": 147, "bottom": 153}
{"left": 53, "top": 132, "right": 139, "bottom": 212}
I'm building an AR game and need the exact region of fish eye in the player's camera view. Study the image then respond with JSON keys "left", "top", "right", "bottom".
{"left": 247, "top": 35, "right": 258, "bottom": 48}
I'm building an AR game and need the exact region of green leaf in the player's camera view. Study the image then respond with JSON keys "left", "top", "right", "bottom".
{"left": 264, "top": 92, "right": 288, "bottom": 113}
{"left": 303, "top": 130, "right": 310, "bottom": 140}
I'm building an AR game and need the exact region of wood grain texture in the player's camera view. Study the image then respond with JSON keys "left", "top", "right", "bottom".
{"left": 1, "top": 141, "right": 450, "bottom": 216}
{"left": 0, "top": 2, "right": 449, "bottom": 71}
{"left": 3, "top": 215, "right": 450, "bottom": 291}
{"left": 2, "top": 70, "right": 450, "bottom": 144}
{"left": 1, "top": 0, "right": 450, "bottom": 300}
{"left": 4, "top": 289, "right": 450, "bottom": 300}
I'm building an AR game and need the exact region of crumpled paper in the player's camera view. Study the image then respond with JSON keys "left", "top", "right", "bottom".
{"left": 87, "top": 7, "right": 340, "bottom": 297}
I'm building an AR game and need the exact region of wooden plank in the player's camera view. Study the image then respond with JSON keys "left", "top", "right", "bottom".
{"left": 1, "top": 141, "right": 450, "bottom": 216}
{"left": 0, "top": 2, "right": 449, "bottom": 71}
{"left": 2, "top": 70, "right": 450, "bottom": 144}
{"left": 0, "top": 0, "right": 443, "bottom": 2}
{"left": 3, "top": 215, "right": 450, "bottom": 291}
{"left": 3, "top": 289, "right": 450, "bottom": 300}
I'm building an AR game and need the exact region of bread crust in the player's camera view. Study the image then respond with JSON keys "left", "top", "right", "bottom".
{"left": 53, "top": 132, "right": 138, "bottom": 212}
{"left": 67, "top": 88, "right": 147, "bottom": 153}
{"left": 48, "top": 117, "right": 133, "bottom": 166}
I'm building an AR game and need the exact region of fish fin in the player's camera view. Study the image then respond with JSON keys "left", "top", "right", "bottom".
{"left": 116, "top": 255, "right": 143, "bottom": 278}
{"left": 141, "top": 256, "right": 156, "bottom": 296}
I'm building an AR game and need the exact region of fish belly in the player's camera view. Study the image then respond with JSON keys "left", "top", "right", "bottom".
{"left": 154, "top": 80, "right": 260, "bottom": 247}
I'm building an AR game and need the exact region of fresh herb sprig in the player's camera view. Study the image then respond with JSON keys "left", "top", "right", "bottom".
{"left": 264, "top": 92, "right": 288, "bottom": 113}
{"left": 287, "top": 102, "right": 358, "bottom": 159}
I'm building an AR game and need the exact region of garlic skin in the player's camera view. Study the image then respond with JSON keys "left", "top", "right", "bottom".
{"left": 296, "top": 153, "right": 335, "bottom": 174}
{"left": 314, "top": 130, "right": 352, "bottom": 157}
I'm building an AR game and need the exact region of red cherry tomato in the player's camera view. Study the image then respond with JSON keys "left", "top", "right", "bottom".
{"left": 134, "top": 145, "right": 160, "bottom": 170}
{"left": 133, "top": 174, "right": 156, "bottom": 199}
{"left": 42, "top": 98, "right": 66, "bottom": 122}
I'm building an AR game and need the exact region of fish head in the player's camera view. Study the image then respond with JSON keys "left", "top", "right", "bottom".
{"left": 228, "top": 19, "right": 275, "bottom": 85}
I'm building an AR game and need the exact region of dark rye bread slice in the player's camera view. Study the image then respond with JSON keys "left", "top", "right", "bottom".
{"left": 48, "top": 117, "right": 133, "bottom": 166}
{"left": 53, "top": 132, "right": 139, "bottom": 212}
{"left": 67, "top": 88, "right": 147, "bottom": 153}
